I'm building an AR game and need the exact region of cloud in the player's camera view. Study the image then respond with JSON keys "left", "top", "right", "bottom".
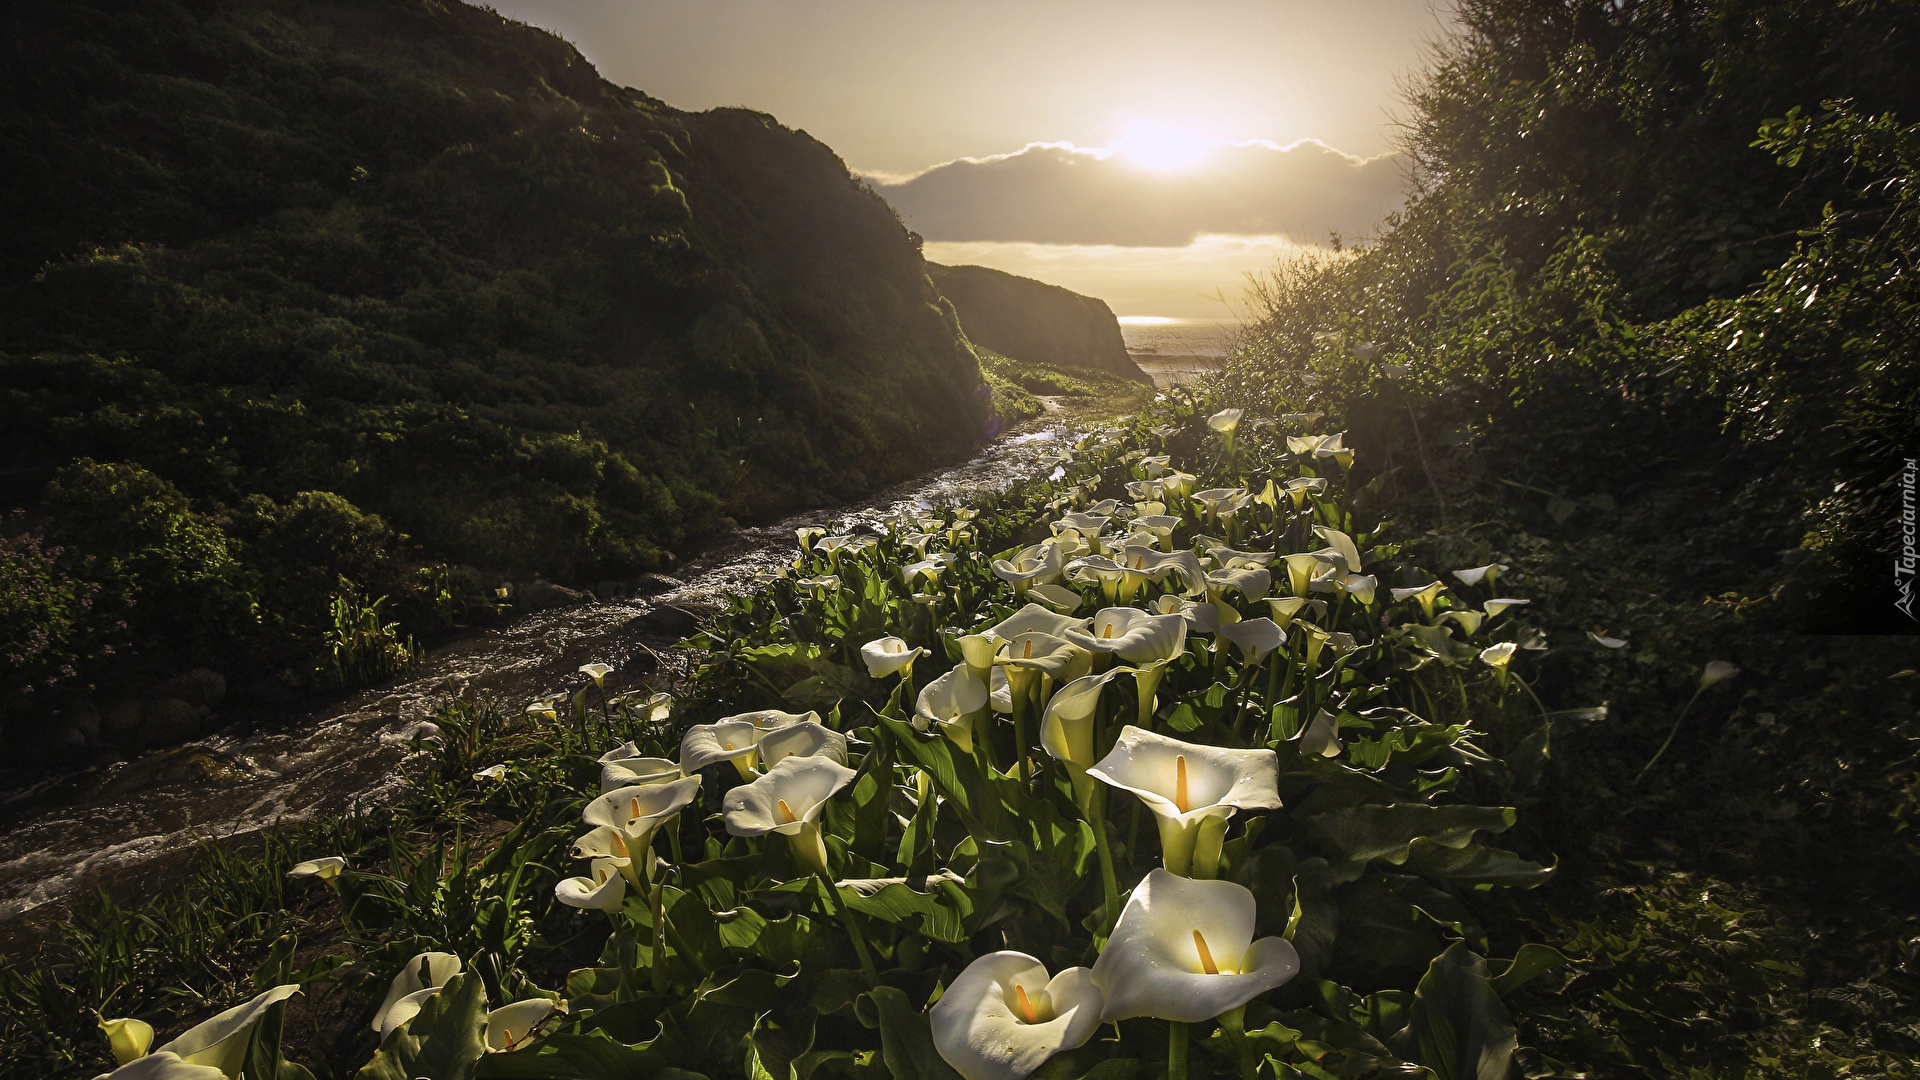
{"left": 870, "top": 139, "right": 1406, "bottom": 247}
{"left": 921, "top": 234, "right": 1324, "bottom": 319}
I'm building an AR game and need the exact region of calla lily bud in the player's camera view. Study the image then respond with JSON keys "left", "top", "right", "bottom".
{"left": 931, "top": 952, "right": 1104, "bottom": 1080}
{"left": 1217, "top": 618, "right": 1285, "bottom": 665}
{"left": 372, "top": 953, "right": 460, "bottom": 1036}
{"left": 757, "top": 720, "right": 850, "bottom": 768}
{"left": 916, "top": 667, "right": 989, "bottom": 752}
{"left": 723, "top": 755, "right": 858, "bottom": 876}
{"left": 578, "top": 662, "right": 614, "bottom": 687}
{"left": 99, "top": 1015, "right": 154, "bottom": 1065}
{"left": 1090, "top": 869, "right": 1299, "bottom": 1022}
{"left": 93, "top": 1052, "right": 227, "bottom": 1080}
{"left": 157, "top": 985, "right": 302, "bottom": 1078}
{"left": 1700, "top": 661, "right": 1739, "bottom": 688}
{"left": 286, "top": 856, "right": 346, "bottom": 881}
{"left": 863, "top": 636, "right": 927, "bottom": 678}
{"left": 1087, "top": 727, "right": 1281, "bottom": 876}
{"left": 486, "top": 999, "right": 568, "bottom": 1053}
{"left": 1452, "top": 563, "right": 1509, "bottom": 587}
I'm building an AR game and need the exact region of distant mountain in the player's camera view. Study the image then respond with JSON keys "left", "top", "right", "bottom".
{"left": 0, "top": 0, "right": 990, "bottom": 708}
{"left": 929, "top": 264, "right": 1149, "bottom": 383}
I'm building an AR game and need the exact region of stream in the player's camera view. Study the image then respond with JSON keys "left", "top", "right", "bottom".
{"left": 0, "top": 421, "right": 1077, "bottom": 929}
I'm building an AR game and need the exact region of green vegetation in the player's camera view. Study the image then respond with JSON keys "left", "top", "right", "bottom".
{"left": 0, "top": 0, "right": 988, "bottom": 732}
{"left": 977, "top": 347, "right": 1154, "bottom": 425}
{"left": 1, "top": 395, "right": 1585, "bottom": 1080}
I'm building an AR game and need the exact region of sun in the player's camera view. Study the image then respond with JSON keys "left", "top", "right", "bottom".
{"left": 1116, "top": 122, "right": 1213, "bottom": 170}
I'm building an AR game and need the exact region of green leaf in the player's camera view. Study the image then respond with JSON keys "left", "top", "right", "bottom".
{"left": 840, "top": 882, "right": 972, "bottom": 943}
{"left": 358, "top": 971, "right": 489, "bottom": 1080}
{"left": 1487, "top": 944, "right": 1569, "bottom": 998}
{"left": 1304, "top": 805, "right": 1515, "bottom": 881}
{"left": 472, "top": 1031, "right": 703, "bottom": 1080}
{"left": 864, "top": 986, "right": 964, "bottom": 1080}
{"left": 1387, "top": 943, "right": 1516, "bottom": 1080}
{"left": 1400, "top": 841, "right": 1553, "bottom": 888}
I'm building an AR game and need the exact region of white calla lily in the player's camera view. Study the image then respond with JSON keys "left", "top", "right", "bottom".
{"left": 486, "top": 998, "right": 568, "bottom": 1053}
{"left": 1206, "top": 408, "right": 1243, "bottom": 439}
{"left": 372, "top": 953, "right": 461, "bottom": 1035}
{"left": 578, "top": 662, "right": 614, "bottom": 686}
{"left": 1197, "top": 538, "right": 1276, "bottom": 568}
{"left": 1064, "top": 608, "right": 1186, "bottom": 665}
{"left": 1279, "top": 552, "right": 1323, "bottom": 596}
{"left": 1444, "top": 609, "right": 1486, "bottom": 636}
{"left": 581, "top": 775, "right": 702, "bottom": 884}
{"left": 680, "top": 720, "right": 766, "bottom": 777}
{"left": 156, "top": 985, "right": 302, "bottom": 1077}
{"left": 1282, "top": 476, "right": 1327, "bottom": 508}
{"left": 1484, "top": 597, "right": 1530, "bottom": 618}
{"left": 598, "top": 755, "right": 680, "bottom": 794}
{"left": 1452, "top": 563, "right": 1509, "bottom": 587}
{"left": 757, "top": 720, "right": 850, "bottom": 768}
{"left": 1264, "top": 595, "right": 1325, "bottom": 629}
{"left": 915, "top": 666, "right": 989, "bottom": 752}
{"left": 286, "top": 856, "right": 346, "bottom": 881}
{"left": 862, "top": 636, "right": 927, "bottom": 678}
{"left": 722, "top": 755, "right": 858, "bottom": 875}
{"left": 1154, "top": 594, "right": 1221, "bottom": 634}
{"left": 1090, "top": 870, "right": 1299, "bottom": 1022}
{"left": 555, "top": 858, "right": 629, "bottom": 913}
{"left": 985, "top": 604, "right": 1091, "bottom": 642}
{"left": 99, "top": 1015, "right": 154, "bottom": 1065}
{"left": 1390, "top": 580, "right": 1448, "bottom": 620}
{"left": 1064, "top": 555, "right": 1125, "bottom": 603}
{"left": 1025, "top": 583, "right": 1085, "bottom": 613}
{"left": 1700, "top": 660, "right": 1740, "bottom": 688}
{"left": 377, "top": 986, "right": 443, "bottom": 1042}
{"left": 1217, "top": 618, "right": 1285, "bottom": 665}
{"left": 1052, "top": 511, "right": 1111, "bottom": 537}
{"left": 1298, "top": 709, "right": 1343, "bottom": 757}
{"left": 930, "top": 952, "right": 1104, "bottom": 1080}
{"left": 1588, "top": 630, "right": 1629, "bottom": 649}
{"left": 1038, "top": 667, "right": 1133, "bottom": 807}
{"left": 1087, "top": 727, "right": 1280, "bottom": 876}
{"left": 991, "top": 543, "right": 1065, "bottom": 595}
{"left": 1205, "top": 564, "right": 1271, "bottom": 605}
{"left": 1122, "top": 546, "right": 1206, "bottom": 597}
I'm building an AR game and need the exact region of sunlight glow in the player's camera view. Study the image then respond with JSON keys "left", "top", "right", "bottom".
{"left": 1116, "top": 122, "right": 1213, "bottom": 169}
{"left": 1117, "top": 316, "right": 1179, "bottom": 325}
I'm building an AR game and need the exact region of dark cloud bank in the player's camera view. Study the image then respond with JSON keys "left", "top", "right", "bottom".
{"left": 870, "top": 140, "right": 1407, "bottom": 247}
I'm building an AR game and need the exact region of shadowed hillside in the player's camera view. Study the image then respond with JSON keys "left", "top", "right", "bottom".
{"left": 0, "top": 0, "right": 989, "bottom": 724}
{"left": 929, "top": 262, "right": 1149, "bottom": 383}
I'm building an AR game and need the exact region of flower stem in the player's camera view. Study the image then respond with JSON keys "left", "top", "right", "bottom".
{"left": 1086, "top": 786, "right": 1121, "bottom": 939}
{"left": 816, "top": 873, "right": 881, "bottom": 984}
{"left": 1168, "top": 1020, "right": 1189, "bottom": 1080}
{"left": 1633, "top": 684, "right": 1710, "bottom": 789}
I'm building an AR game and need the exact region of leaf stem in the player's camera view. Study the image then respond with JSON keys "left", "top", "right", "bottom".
{"left": 816, "top": 873, "right": 881, "bottom": 984}
{"left": 1168, "top": 1020, "right": 1189, "bottom": 1080}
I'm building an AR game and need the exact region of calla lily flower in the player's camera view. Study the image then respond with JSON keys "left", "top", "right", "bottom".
{"left": 1025, "top": 583, "right": 1085, "bottom": 613}
{"left": 555, "top": 858, "right": 628, "bottom": 913}
{"left": 524, "top": 699, "right": 558, "bottom": 723}
{"left": 862, "top": 636, "right": 927, "bottom": 678}
{"left": 155, "top": 985, "right": 302, "bottom": 1077}
{"left": 1130, "top": 515, "right": 1181, "bottom": 551}
{"left": 1452, "top": 563, "right": 1509, "bottom": 588}
{"left": 1065, "top": 555, "right": 1125, "bottom": 604}
{"left": 1197, "top": 538, "right": 1276, "bottom": 568}
{"left": 1701, "top": 661, "right": 1740, "bottom": 688}
{"left": 578, "top": 663, "right": 614, "bottom": 687}
{"left": 1390, "top": 581, "right": 1448, "bottom": 620}
{"left": 1053, "top": 511, "right": 1111, "bottom": 537}
{"left": 1217, "top": 618, "right": 1285, "bottom": 665}
{"left": 1207, "top": 409, "right": 1243, "bottom": 439}
{"left": 1039, "top": 668, "right": 1133, "bottom": 807}
{"left": 723, "top": 755, "right": 857, "bottom": 876}
{"left": 797, "top": 574, "right": 842, "bottom": 594}
{"left": 1206, "top": 565, "right": 1271, "bottom": 605}
{"left": 1090, "top": 869, "right": 1300, "bottom": 1022}
{"left": 1280, "top": 552, "right": 1324, "bottom": 596}
{"left": 795, "top": 526, "right": 826, "bottom": 553}
{"left": 94, "top": 1053, "right": 227, "bottom": 1080}
{"left": 1282, "top": 476, "right": 1328, "bottom": 508}
{"left": 958, "top": 632, "right": 1001, "bottom": 688}
{"left": 991, "top": 543, "right": 1066, "bottom": 595}
{"left": 598, "top": 755, "right": 680, "bottom": 794}
{"left": 99, "top": 1016, "right": 154, "bottom": 1065}
{"left": 1298, "top": 709, "right": 1344, "bottom": 757}
{"left": 681, "top": 720, "right": 769, "bottom": 777}
{"left": 1065, "top": 608, "right": 1186, "bottom": 663}
{"left": 1340, "top": 573, "right": 1377, "bottom": 604}
{"left": 904, "top": 559, "right": 949, "bottom": 591}
{"left": 757, "top": 720, "right": 850, "bottom": 768}
{"left": 931, "top": 952, "right": 1104, "bottom": 1080}
{"left": 985, "top": 604, "right": 1091, "bottom": 642}
{"left": 996, "top": 633, "right": 1087, "bottom": 713}
{"left": 1087, "top": 727, "right": 1281, "bottom": 876}
{"left": 916, "top": 666, "right": 989, "bottom": 752}
{"left": 1588, "top": 630, "right": 1629, "bottom": 649}
{"left": 989, "top": 665, "right": 1015, "bottom": 714}
{"left": 1313, "top": 432, "right": 1355, "bottom": 470}
{"left": 1480, "top": 642, "right": 1518, "bottom": 684}
{"left": 1286, "top": 434, "right": 1324, "bottom": 455}
{"left": 1122, "top": 546, "right": 1207, "bottom": 597}
{"left": 1160, "top": 471, "right": 1197, "bottom": 499}
{"left": 1445, "top": 610, "right": 1486, "bottom": 636}
{"left": 1265, "top": 596, "right": 1325, "bottom": 629}
{"left": 1193, "top": 488, "right": 1253, "bottom": 526}
{"left": 287, "top": 856, "right": 346, "bottom": 881}
{"left": 1153, "top": 594, "right": 1220, "bottom": 633}
{"left": 1311, "top": 526, "right": 1363, "bottom": 574}
{"left": 372, "top": 953, "right": 460, "bottom": 1035}
{"left": 1281, "top": 411, "right": 1324, "bottom": 425}
{"left": 486, "top": 999, "right": 568, "bottom": 1053}
{"left": 1484, "top": 597, "right": 1530, "bottom": 618}
{"left": 473, "top": 764, "right": 508, "bottom": 783}
{"left": 581, "top": 776, "right": 702, "bottom": 884}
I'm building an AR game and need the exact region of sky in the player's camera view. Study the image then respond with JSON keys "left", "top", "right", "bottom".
{"left": 488, "top": 1, "right": 1451, "bottom": 318}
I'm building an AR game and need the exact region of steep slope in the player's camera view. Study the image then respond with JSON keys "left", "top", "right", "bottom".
{"left": 929, "top": 263, "right": 1149, "bottom": 383}
{"left": 0, "top": 0, "right": 986, "bottom": 707}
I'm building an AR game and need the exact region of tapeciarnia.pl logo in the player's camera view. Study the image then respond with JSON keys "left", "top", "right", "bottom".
{"left": 1899, "top": 457, "right": 1919, "bottom": 622}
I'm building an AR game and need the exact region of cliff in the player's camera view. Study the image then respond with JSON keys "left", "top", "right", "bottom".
{"left": 928, "top": 264, "right": 1150, "bottom": 383}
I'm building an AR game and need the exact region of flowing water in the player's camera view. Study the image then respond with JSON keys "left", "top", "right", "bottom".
{"left": 0, "top": 421, "right": 1079, "bottom": 929}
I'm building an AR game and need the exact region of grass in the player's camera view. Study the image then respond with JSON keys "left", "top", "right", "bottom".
{"left": 977, "top": 346, "right": 1154, "bottom": 424}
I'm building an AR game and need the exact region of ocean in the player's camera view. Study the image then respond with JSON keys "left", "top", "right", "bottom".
{"left": 1119, "top": 319, "right": 1243, "bottom": 387}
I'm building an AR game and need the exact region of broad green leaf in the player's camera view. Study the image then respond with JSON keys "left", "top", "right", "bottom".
{"left": 1387, "top": 943, "right": 1516, "bottom": 1080}
{"left": 1487, "top": 944, "right": 1569, "bottom": 998}
{"left": 472, "top": 1031, "right": 702, "bottom": 1080}
{"left": 1401, "top": 840, "right": 1553, "bottom": 888}
{"left": 358, "top": 971, "right": 488, "bottom": 1080}
{"left": 864, "top": 986, "right": 963, "bottom": 1080}
{"left": 1304, "top": 804, "right": 1515, "bottom": 881}
{"left": 839, "top": 882, "right": 971, "bottom": 943}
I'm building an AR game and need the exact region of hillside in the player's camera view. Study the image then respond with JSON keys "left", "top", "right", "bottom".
{"left": 929, "top": 262, "right": 1149, "bottom": 383}
{"left": 0, "top": 0, "right": 991, "bottom": 721}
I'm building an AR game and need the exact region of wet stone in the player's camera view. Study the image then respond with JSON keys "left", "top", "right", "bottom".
{"left": 626, "top": 605, "right": 702, "bottom": 637}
